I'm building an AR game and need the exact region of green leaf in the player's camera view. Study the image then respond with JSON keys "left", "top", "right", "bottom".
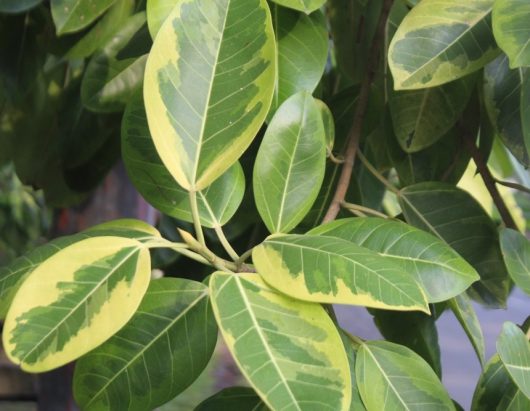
{"left": 356, "top": 340, "right": 454, "bottom": 411}
{"left": 0, "top": 219, "right": 159, "bottom": 319}
{"left": 74, "top": 278, "right": 217, "bottom": 410}
{"left": 399, "top": 182, "right": 510, "bottom": 307}
{"left": 500, "top": 228, "right": 530, "bottom": 296}
{"left": 144, "top": 0, "right": 276, "bottom": 191}
{"left": 484, "top": 55, "right": 530, "bottom": 166}
{"left": 210, "top": 272, "right": 351, "bottom": 411}
{"left": 492, "top": 0, "right": 530, "bottom": 68}
{"left": 269, "top": 5, "right": 328, "bottom": 117}
{"left": 254, "top": 91, "right": 326, "bottom": 233}
{"left": 51, "top": 0, "right": 117, "bottom": 35}
{"left": 471, "top": 354, "right": 512, "bottom": 411}
{"left": 340, "top": 332, "right": 367, "bottom": 411}
{"left": 309, "top": 218, "right": 479, "bottom": 303}
{"left": 448, "top": 293, "right": 486, "bottom": 366}
{"left": 0, "top": 0, "right": 41, "bottom": 13}
{"left": 388, "top": 0, "right": 499, "bottom": 89}
{"left": 497, "top": 321, "right": 530, "bottom": 399}
{"left": 389, "top": 75, "right": 475, "bottom": 152}
{"left": 316, "top": 99, "right": 335, "bottom": 154}
{"left": 497, "top": 387, "right": 530, "bottom": 411}
{"left": 81, "top": 13, "right": 149, "bottom": 112}
{"left": 146, "top": 0, "right": 176, "bottom": 39}
{"left": 194, "top": 387, "right": 267, "bottom": 411}
{"left": 66, "top": 0, "right": 135, "bottom": 59}
{"left": 122, "top": 91, "right": 245, "bottom": 228}
{"left": 2, "top": 236, "right": 151, "bottom": 372}
{"left": 269, "top": 0, "right": 325, "bottom": 14}
{"left": 253, "top": 234, "right": 429, "bottom": 312}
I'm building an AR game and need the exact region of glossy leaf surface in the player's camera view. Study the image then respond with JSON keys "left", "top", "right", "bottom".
{"left": 500, "top": 228, "right": 530, "bottom": 295}
{"left": 389, "top": 0, "right": 498, "bottom": 89}
{"left": 269, "top": 0, "right": 325, "bottom": 14}
{"left": 497, "top": 322, "right": 530, "bottom": 399}
{"left": 74, "top": 278, "right": 217, "bottom": 410}
{"left": 253, "top": 234, "right": 429, "bottom": 312}
{"left": 254, "top": 91, "right": 326, "bottom": 233}
{"left": 144, "top": 0, "right": 276, "bottom": 190}
{"left": 51, "top": 0, "right": 116, "bottom": 35}
{"left": 2, "top": 236, "right": 151, "bottom": 372}
{"left": 210, "top": 272, "right": 351, "bottom": 411}
{"left": 194, "top": 387, "right": 267, "bottom": 411}
{"left": 310, "top": 218, "right": 479, "bottom": 303}
{"left": 492, "top": 0, "right": 530, "bottom": 68}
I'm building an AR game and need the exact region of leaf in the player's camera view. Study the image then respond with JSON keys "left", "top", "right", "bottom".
{"left": 484, "top": 55, "right": 530, "bottom": 167}
{"left": 497, "top": 387, "right": 530, "bottom": 411}
{"left": 399, "top": 182, "right": 510, "bottom": 307}
{"left": 356, "top": 340, "right": 454, "bottom": 411}
{"left": 210, "top": 272, "right": 351, "bottom": 411}
{"left": 2, "top": 236, "right": 151, "bottom": 372}
{"left": 66, "top": 0, "right": 135, "bottom": 59}
{"left": 0, "top": 219, "right": 159, "bottom": 319}
{"left": 448, "top": 293, "right": 486, "bottom": 366}
{"left": 471, "top": 354, "right": 512, "bottom": 411}
{"left": 269, "top": 5, "right": 328, "bottom": 117}
{"left": 74, "top": 278, "right": 217, "bottom": 410}
{"left": 144, "top": 0, "right": 276, "bottom": 191}
{"left": 309, "top": 218, "right": 479, "bottom": 303}
{"left": 146, "top": 0, "right": 176, "bottom": 39}
{"left": 340, "top": 332, "right": 367, "bottom": 411}
{"left": 492, "top": 0, "right": 530, "bottom": 68}
{"left": 0, "top": 0, "right": 41, "bottom": 13}
{"left": 388, "top": 0, "right": 499, "bottom": 89}
{"left": 497, "top": 321, "right": 530, "bottom": 399}
{"left": 254, "top": 91, "right": 326, "bottom": 233}
{"left": 51, "top": 0, "right": 117, "bottom": 35}
{"left": 316, "top": 99, "right": 335, "bottom": 154}
{"left": 500, "top": 228, "right": 530, "bottom": 296}
{"left": 253, "top": 234, "right": 429, "bottom": 312}
{"left": 389, "top": 75, "right": 475, "bottom": 152}
{"left": 194, "top": 387, "right": 268, "bottom": 411}
{"left": 269, "top": 0, "right": 325, "bottom": 14}
{"left": 81, "top": 13, "right": 149, "bottom": 112}
{"left": 122, "top": 91, "right": 245, "bottom": 228}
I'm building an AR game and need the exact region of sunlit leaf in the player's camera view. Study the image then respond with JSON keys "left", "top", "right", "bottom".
{"left": 51, "top": 0, "right": 116, "bottom": 35}
{"left": 210, "top": 272, "right": 351, "bottom": 410}
{"left": 146, "top": 0, "right": 176, "bottom": 39}
{"left": 492, "top": 0, "right": 530, "bottom": 68}
{"left": 497, "top": 321, "right": 530, "bottom": 399}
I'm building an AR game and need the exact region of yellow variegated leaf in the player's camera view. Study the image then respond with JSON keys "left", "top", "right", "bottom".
{"left": 210, "top": 272, "right": 351, "bottom": 411}
{"left": 144, "top": 0, "right": 276, "bottom": 191}
{"left": 2, "top": 236, "right": 151, "bottom": 372}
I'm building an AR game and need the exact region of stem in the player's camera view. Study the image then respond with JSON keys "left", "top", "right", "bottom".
{"left": 322, "top": 0, "right": 394, "bottom": 223}
{"left": 236, "top": 247, "right": 254, "bottom": 266}
{"left": 341, "top": 202, "right": 390, "bottom": 219}
{"left": 463, "top": 133, "right": 518, "bottom": 230}
{"left": 493, "top": 178, "right": 530, "bottom": 195}
{"left": 144, "top": 238, "right": 212, "bottom": 266}
{"left": 214, "top": 225, "right": 240, "bottom": 261}
{"left": 189, "top": 190, "right": 205, "bottom": 246}
{"left": 357, "top": 150, "right": 400, "bottom": 194}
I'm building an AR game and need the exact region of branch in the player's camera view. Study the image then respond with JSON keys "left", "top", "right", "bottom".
{"left": 463, "top": 133, "right": 518, "bottom": 230}
{"left": 322, "top": 0, "right": 394, "bottom": 223}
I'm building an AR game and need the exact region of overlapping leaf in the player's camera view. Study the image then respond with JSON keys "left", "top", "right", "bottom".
{"left": 74, "top": 278, "right": 217, "bottom": 410}
{"left": 500, "top": 228, "right": 530, "bottom": 295}
{"left": 253, "top": 234, "right": 429, "bottom": 312}
{"left": 143, "top": 0, "right": 276, "bottom": 191}
{"left": 497, "top": 322, "right": 530, "bottom": 399}
{"left": 122, "top": 91, "right": 245, "bottom": 228}
{"left": 356, "top": 340, "right": 454, "bottom": 411}
{"left": 471, "top": 354, "right": 513, "bottom": 411}
{"left": 492, "top": 0, "right": 530, "bottom": 68}
{"left": 484, "top": 55, "right": 530, "bottom": 166}
{"left": 399, "top": 182, "right": 510, "bottom": 307}
{"left": 195, "top": 387, "right": 267, "bottom": 411}
{"left": 0, "top": 0, "right": 41, "bottom": 13}
{"left": 51, "top": 0, "right": 116, "bottom": 35}
{"left": 146, "top": 0, "right": 176, "bottom": 39}
{"left": 309, "top": 218, "right": 479, "bottom": 303}
{"left": 340, "top": 332, "right": 367, "bottom": 411}
{"left": 254, "top": 91, "right": 326, "bottom": 233}
{"left": 316, "top": 99, "right": 335, "bottom": 154}
{"left": 2, "top": 236, "right": 151, "bottom": 372}
{"left": 210, "top": 272, "right": 351, "bottom": 411}
{"left": 269, "top": 5, "right": 328, "bottom": 117}
{"left": 269, "top": 0, "right": 324, "bottom": 14}
{"left": 389, "top": 0, "right": 499, "bottom": 89}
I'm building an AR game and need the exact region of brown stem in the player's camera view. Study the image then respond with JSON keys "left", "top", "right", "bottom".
{"left": 463, "top": 134, "right": 518, "bottom": 230}
{"left": 322, "top": 0, "right": 394, "bottom": 223}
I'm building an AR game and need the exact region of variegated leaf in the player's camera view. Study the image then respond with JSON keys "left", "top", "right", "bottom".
{"left": 2, "top": 236, "right": 151, "bottom": 372}
{"left": 389, "top": 0, "right": 499, "bottom": 89}
{"left": 146, "top": 0, "right": 176, "bottom": 39}
{"left": 253, "top": 91, "right": 326, "bottom": 233}
{"left": 51, "top": 0, "right": 116, "bottom": 35}
{"left": 269, "top": 5, "right": 328, "bottom": 117}
{"left": 74, "top": 278, "right": 217, "bottom": 410}
{"left": 340, "top": 332, "right": 367, "bottom": 411}
{"left": 497, "top": 321, "right": 530, "bottom": 399}
{"left": 356, "top": 340, "right": 454, "bottom": 410}
{"left": 122, "top": 91, "right": 245, "bottom": 228}
{"left": 144, "top": 0, "right": 276, "bottom": 191}
{"left": 500, "top": 228, "right": 530, "bottom": 296}
{"left": 253, "top": 234, "right": 429, "bottom": 312}
{"left": 492, "top": 0, "right": 530, "bottom": 68}
{"left": 210, "top": 272, "right": 351, "bottom": 411}
{"left": 269, "top": 0, "right": 324, "bottom": 14}
{"left": 309, "top": 217, "right": 479, "bottom": 303}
